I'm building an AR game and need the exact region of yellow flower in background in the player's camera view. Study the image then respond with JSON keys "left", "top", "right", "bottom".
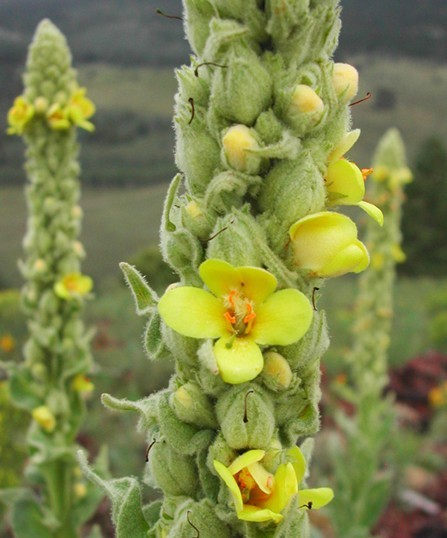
{"left": 47, "top": 103, "right": 71, "bottom": 130}
{"left": 213, "top": 447, "right": 333, "bottom": 524}
{"left": 72, "top": 374, "right": 94, "bottom": 393}
{"left": 158, "top": 259, "right": 313, "bottom": 384}
{"left": 0, "top": 334, "right": 15, "bottom": 353}
{"left": 289, "top": 212, "right": 370, "bottom": 278}
{"left": 32, "top": 405, "right": 56, "bottom": 433}
{"left": 428, "top": 381, "right": 447, "bottom": 408}
{"left": 68, "top": 87, "right": 95, "bottom": 132}
{"left": 7, "top": 96, "right": 35, "bottom": 135}
{"left": 54, "top": 273, "right": 93, "bottom": 300}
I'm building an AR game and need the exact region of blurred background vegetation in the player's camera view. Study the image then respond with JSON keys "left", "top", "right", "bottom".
{"left": 0, "top": 1, "right": 446, "bottom": 535}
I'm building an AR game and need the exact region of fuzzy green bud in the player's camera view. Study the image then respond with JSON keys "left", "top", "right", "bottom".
{"left": 171, "top": 382, "right": 217, "bottom": 429}
{"left": 262, "top": 351, "right": 293, "bottom": 391}
{"left": 333, "top": 63, "right": 359, "bottom": 102}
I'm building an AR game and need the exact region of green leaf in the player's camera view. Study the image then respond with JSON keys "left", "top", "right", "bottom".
{"left": 9, "top": 366, "right": 44, "bottom": 411}
{"left": 120, "top": 262, "right": 158, "bottom": 315}
{"left": 11, "top": 498, "right": 52, "bottom": 538}
{"left": 144, "top": 311, "right": 168, "bottom": 360}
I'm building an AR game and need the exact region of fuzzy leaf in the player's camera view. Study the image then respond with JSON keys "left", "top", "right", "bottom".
{"left": 120, "top": 262, "right": 158, "bottom": 315}
{"left": 11, "top": 498, "right": 52, "bottom": 538}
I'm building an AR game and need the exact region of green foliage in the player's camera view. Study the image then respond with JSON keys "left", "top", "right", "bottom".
{"left": 401, "top": 137, "right": 447, "bottom": 276}
{"left": 126, "top": 245, "right": 176, "bottom": 295}
{"left": 427, "top": 281, "right": 447, "bottom": 351}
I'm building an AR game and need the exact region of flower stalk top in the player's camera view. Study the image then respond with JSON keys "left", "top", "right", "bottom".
{"left": 159, "top": 259, "right": 313, "bottom": 384}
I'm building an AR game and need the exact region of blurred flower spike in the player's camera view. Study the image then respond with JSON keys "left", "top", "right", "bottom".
{"left": 7, "top": 96, "right": 35, "bottom": 135}
{"left": 289, "top": 212, "right": 370, "bottom": 278}
{"left": 158, "top": 259, "right": 313, "bottom": 384}
{"left": 54, "top": 273, "right": 93, "bottom": 300}
{"left": 213, "top": 447, "right": 333, "bottom": 523}
{"left": 326, "top": 131, "right": 383, "bottom": 225}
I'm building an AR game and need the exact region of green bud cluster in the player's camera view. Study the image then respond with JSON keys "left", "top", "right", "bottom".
{"left": 82, "top": 2, "right": 366, "bottom": 537}
{"left": 328, "top": 129, "right": 412, "bottom": 537}
{"left": 4, "top": 20, "right": 101, "bottom": 538}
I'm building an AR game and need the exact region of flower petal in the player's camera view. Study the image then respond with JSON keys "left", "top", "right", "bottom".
{"left": 328, "top": 129, "right": 361, "bottom": 162}
{"left": 200, "top": 259, "right": 277, "bottom": 303}
{"left": 299, "top": 487, "right": 334, "bottom": 510}
{"left": 213, "top": 460, "right": 244, "bottom": 512}
{"left": 261, "top": 463, "right": 297, "bottom": 514}
{"left": 158, "top": 286, "right": 226, "bottom": 338}
{"left": 358, "top": 200, "right": 384, "bottom": 226}
{"left": 237, "top": 505, "right": 283, "bottom": 524}
{"left": 326, "top": 159, "right": 365, "bottom": 205}
{"left": 251, "top": 289, "right": 313, "bottom": 346}
{"left": 247, "top": 462, "right": 274, "bottom": 494}
{"left": 214, "top": 336, "right": 264, "bottom": 384}
{"left": 321, "top": 240, "right": 369, "bottom": 277}
{"left": 228, "top": 450, "right": 265, "bottom": 475}
{"left": 287, "top": 446, "right": 307, "bottom": 484}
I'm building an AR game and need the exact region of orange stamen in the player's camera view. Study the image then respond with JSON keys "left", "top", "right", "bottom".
{"left": 228, "top": 290, "right": 237, "bottom": 308}
{"left": 224, "top": 311, "right": 236, "bottom": 325}
{"left": 361, "top": 168, "right": 373, "bottom": 181}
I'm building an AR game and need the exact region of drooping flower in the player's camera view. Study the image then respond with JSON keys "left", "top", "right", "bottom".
{"left": 213, "top": 447, "right": 333, "bottom": 523}
{"left": 326, "top": 131, "right": 383, "bottom": 226}
{"left": 68, "top": 87, "right": 95, "bottom": 132}
{"left": 54, "top": 273, "right": 93, "bottom": 300}
{"left": 7, "top": 96, "right": 35, "bottom": 135}
{"left": 32, "top": 405, "right": 56, "bottom": 433}
{"left": 158, "top": 259, "right": 313, "bottom": 384}
{"left": 289, "top": 212, "right": 370, "bottom": 278}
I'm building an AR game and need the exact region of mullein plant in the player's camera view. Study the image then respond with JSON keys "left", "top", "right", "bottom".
{"left": 2, "top": 20, "right": 104, "bottom": 538}
{"left": 328, "top": 129, "right": 412, "bottom": 538}
{"left": 80, "top": 2, "right": 382, "bottom": 537}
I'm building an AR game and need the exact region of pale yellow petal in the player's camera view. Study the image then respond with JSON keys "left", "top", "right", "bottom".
{"left": 299, "top": 487, "right": 334, "bottom": 510}
{"left": 261, "top": 463, "right": 297, "bottom": 514}
{"left": 358, "top": 201, "right": 384, "bottom": 226}
{"left": 214, "top": 336, "right": 264, "bottom": 384}
{"left": 237, "top": 505, "right": 283, "bottom": 524}
{"left": 213, "top": 460, "right": 244, "bottom": 512}
{"left": 228, "top": 450, "right": 265, "bottom": 475}
{"left": 247, "top": 462, "right": 274, "bottom": 494}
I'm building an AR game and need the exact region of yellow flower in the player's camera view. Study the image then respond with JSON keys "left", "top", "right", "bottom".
{"left": 0, "top": 334, "right": 15, "bottom": 353}
{"left": 213, "top": 447, "right": 333, "bottom": 524}
{"left": 72, "top": 374, "right": 94, "bottom": 393}
{"left": 326, "top": 131, "right": 383, "bottom": 226}
{"left": 222, "top": 125, "right": 261, "bottom": 173}
{"left": 428, "top": 381, "right": 447, "bottom": 408}
{"left": 289, "top": 84, "right": 324, "bottom": 115}
{"left": 289, "top": 212, "right": 370, "bottom": 278}
{"left": 332, "top": 63, "right": 359, "bottom": 102}
{"left": 7, "top": 96, "right": 35, "bottom": 135}
{"left": 47, "top": 103, "right": 71, "bottom": 130}
{"left": 54, "top": 273, "right": 93, "bottom": 300}
{"left": 32, "top": 405, "right": 56, "bottom": 433}
{"left": 158, "top": 259, "right": 313, "bottom": 384}
{"left": 68, "top": 87, "right": 95, "bottom": 132}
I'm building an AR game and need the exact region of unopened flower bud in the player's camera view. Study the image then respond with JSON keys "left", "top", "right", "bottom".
{"left": 34, "top": 96, "right": 48, "bottom": 114}
{"left": 222, "top": 125, "right": 262, "bottom": 174}
{"left": 73, "top": 482, "right": 87, "bottom": 499}
{"left": 171, "top": 382, "right": 217, "bottom": 429}
{"left": 333, "top": 63, "right": 359, "bottom": 102}
{"left": 262, "top": 351, "right": 293, "bottom": 391}
{"left": 289, "top": 85, "right": 324, "bottom": 115}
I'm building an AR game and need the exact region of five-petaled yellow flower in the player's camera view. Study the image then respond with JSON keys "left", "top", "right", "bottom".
{"left": 54, "top": 273, "right": 93, "bottom": 300}
{"left": 213, "top": 447, "right": 333, "bottom": 523}
{"left": 7, "top": 96, "right": 35, "bottom": 135}
{"left": 68, "top": 87, "right": 95, "bottom": 132}
{"left": 47, "top": 103, "right": 71, "bottom": 130}
{"left": 158, "top": 259, "right": 313, "bottom": 384}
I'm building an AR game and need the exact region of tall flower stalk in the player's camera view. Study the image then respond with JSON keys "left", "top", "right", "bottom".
{"left": 4, "top": 20, "right": 101, "bottom": 538}
{"left": 328, "top": 128, "right": 412, "bottom": 537}
{"left": 80, "top": 3, "right": 378, "bottom": 537}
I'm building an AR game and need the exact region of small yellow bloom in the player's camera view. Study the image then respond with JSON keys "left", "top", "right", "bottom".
{"left": 332, "top": 63, "right": 359, "bottom": 102}
{"left": 68, "top": 87, "right": 95, "bottom": 132}
{"left": 7, "top": 96, "right": 35, "bottom": 135}
{"left": 289, "top": 84, "right": 324, "bottom": 115}
{"left": 428, "top": 381, "right": 447, "bottom": 408}
{"left": 289, "top": 212, "right": 370, "bottom": 278}
{"left": 391, "top": 244, "right": 406, "bottom": 263}
{"left": 54, "top": 273, "right": 93, "bottom": 300}
{"left": 72, "top": 374, "right": 94, "bottom": 393}
{"left": 0, "top": 334, "right": 15, "bottom": 353}
{"left": 213, "top": 447, "right": 333, "bottom": 524}
{"left": 32, "top": 405, "right": 56, "bottom": 433}
{"left": 262, "top": 351, "right": 292, "bottom": 390}
{"left": 222, "top": 125, "right": 261, "bottom": 173}
{"left": 158, "top": 259, "right": 313, "bottom": 384}
{"left": 47, "top": 103, "right": 71, "bottom": 130}
{"left": 73, "top": 482, "right": 87, "bottom": 499}
{"left": 185, "top": 200, "right": 203, "bottom": 219}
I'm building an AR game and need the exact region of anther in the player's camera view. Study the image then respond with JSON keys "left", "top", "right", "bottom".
{"left": 194, "top": 62, "right": 228, "bottom": 77}
{"left": 312, "top": 287, "right": 319, "bottom": 311}
{"left": 187, "top": 511, "right": 200, "bottom": 538}
{"left": 243, "top": 389, "right": 255, "bottom": 423}
{"left": 145, "top": 439, "right": 156, "bottom": 462}
{"left": 361, "top": 168, "right": 373, "bottom": 180}
{"left": 349, "top": 92, "right": 372, "bottom": 107}
{"left": 224, "top": 311, "right": 236, "bottom": 325}
{"left": 188, "top": 97, "right": 195, "bottom": 124}
{"left": 155, "top": 9, "right": 182, "bottom": 20}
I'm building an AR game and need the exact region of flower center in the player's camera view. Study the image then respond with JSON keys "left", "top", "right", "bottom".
{"left": 235, "top": 467, "right": 273, "bottom": 505}
{"left": 223, "top": 289, "right": 256, "bottom": 336}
